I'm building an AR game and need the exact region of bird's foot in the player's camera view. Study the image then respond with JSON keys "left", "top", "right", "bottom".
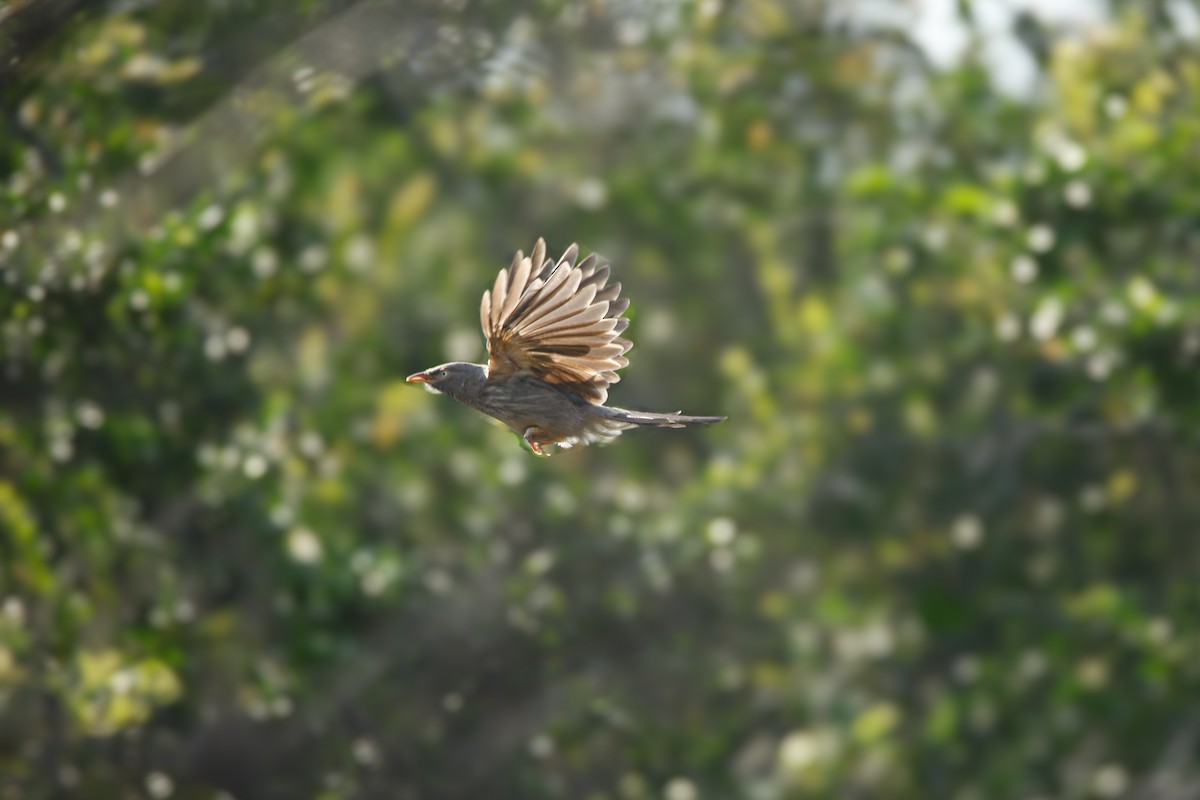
{"left": 522, "top": 428, "right": 552, "bottom": 457}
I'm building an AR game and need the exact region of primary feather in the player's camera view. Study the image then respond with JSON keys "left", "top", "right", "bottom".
{"left": 482, "top": 238, "right": 633, "bottom": 404}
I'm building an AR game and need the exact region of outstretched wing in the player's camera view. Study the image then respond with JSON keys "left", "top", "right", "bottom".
{"left": 479, "top": 237, "right": 632, "bottom": 405}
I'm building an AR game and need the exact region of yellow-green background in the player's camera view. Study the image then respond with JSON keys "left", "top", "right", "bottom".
{"left": 2, "top": 1, "right": 1200, "bottom": 798}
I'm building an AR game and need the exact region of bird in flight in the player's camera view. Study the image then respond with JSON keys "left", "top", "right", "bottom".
{"left": 407, "top": 238, "right": 725, "bottom": 455}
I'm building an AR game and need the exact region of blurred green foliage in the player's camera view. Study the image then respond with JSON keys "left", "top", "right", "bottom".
{"left": 3, "top": 0, "right": 1200, "bottom": 798}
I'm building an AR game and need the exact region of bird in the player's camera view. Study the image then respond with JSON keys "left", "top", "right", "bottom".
{"left": 406, "top": 237, "right": 726, "bottom": 456}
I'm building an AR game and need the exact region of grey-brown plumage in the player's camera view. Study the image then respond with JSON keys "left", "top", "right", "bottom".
{"left": 407, "top": 238, "right": 725, "bottom": 455}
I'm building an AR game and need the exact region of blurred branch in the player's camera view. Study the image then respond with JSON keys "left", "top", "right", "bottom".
{"left": 0, "top": 0, "right": 93, "bottom": 87}
{"left": 1, "top": 0, "right": 94, "bottom": 176}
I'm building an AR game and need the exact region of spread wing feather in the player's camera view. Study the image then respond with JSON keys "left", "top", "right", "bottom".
{"left": 481, "top": 237, "right": 633, "bottom": 404}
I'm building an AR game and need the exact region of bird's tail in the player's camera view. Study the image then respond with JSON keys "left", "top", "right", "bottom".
{"left": 594, "top": 405, "right": 726, "bottom": 429}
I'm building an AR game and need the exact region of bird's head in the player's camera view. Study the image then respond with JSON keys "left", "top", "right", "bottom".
{"left": 405, "top": 362, "right": 486, "bottom": 402}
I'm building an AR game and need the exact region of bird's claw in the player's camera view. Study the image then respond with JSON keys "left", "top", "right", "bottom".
{"left": 523, "top": 428, "right": 551, "bottom": 457}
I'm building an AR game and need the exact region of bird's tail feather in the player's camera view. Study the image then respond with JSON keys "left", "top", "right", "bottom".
{"left": 595, "top": 405, "right": 726, "bottom": 429}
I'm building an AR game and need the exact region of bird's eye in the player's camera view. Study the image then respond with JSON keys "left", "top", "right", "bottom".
{"left": 434, "top": 369, "right": 447, "bottom": 379}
